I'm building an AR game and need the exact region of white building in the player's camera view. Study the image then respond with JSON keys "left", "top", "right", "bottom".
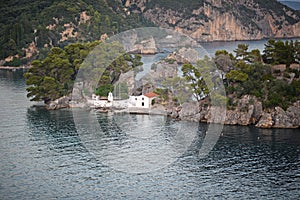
{"left": 128, "top": 92, "right": 158, "bottom": 109}
{"left": 92, "top": 92, "right": 113, "bottom": 108}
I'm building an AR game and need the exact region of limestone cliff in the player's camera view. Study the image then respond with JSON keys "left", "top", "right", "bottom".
{"left": 122, "top": 0, "right": 300, "bottom": 41}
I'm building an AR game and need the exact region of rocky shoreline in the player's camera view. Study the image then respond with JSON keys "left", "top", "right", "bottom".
{"left": 46, "top": 94, "right": 300, "bottom": 129}
{"left": 170, "top": 95, "right": 300, "bottom": 129}
{"left": 0, "top": 65, "right": 31, "bottom": 70}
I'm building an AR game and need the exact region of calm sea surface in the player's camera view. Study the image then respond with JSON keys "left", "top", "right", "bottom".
{"left": 0, "top": 40, "right": 300, "bottom": 199}
{"left": 200, "top": 38, "right": 300, "bottom": 56}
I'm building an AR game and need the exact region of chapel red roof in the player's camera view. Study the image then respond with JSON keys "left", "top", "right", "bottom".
{"left": 144, "top": 92, "right": 159, "bottom": 98}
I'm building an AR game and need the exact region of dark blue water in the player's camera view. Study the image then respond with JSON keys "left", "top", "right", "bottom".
{"left": 0, "top": 68, "right": 299, "bottom": 199}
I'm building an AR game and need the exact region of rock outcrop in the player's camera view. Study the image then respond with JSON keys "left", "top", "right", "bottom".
{"left": 225, "top": 95, "right": 263, "bottom": 125}
{"left": 124, "top": 0, "right": 300, "bottom": 41}
{"left": 179, "top": 102, "right": 201, "bottom": 121}
{"left": 255, "top": 101, "right": 300, "bottom": 128}
{"left": 45, "top": 92, "right": 300, "bottom": 128}
{"left": 256, "top": 113, "right": 274, "bottom": 128}
{"left": 47, "top": 96, "right": 71, "bottom": 110}
{"left": 142, "top": 60, "right": 178, "bottom": 85}
{"left": 132, "top": 37, "right": 157, "bottom": 54}
{"left": 166, "top": 47, "right": 199, "bottom": 64}
{"left": 170, "top": 95, "right": 300, "bottom": 129}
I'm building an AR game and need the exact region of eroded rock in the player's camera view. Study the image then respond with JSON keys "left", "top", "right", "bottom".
{"left": 47, "top": 96, "right": 70, "bottom": 110}
{"left": 256, "top": 113, "right": 274, "bottom": 128}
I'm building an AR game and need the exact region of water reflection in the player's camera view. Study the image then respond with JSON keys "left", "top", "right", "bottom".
{"left": 73, "top": 110, "right": 204, "bottom": 174}
{"left": 26, "top": 107, "right": 86, "bottom": 153}
{"left": 0, "top": 69, "right": 27, "bottom": 90}
{"left": 19, "top": 106, "right": 300, "bottom": 199}
{"left": 26, "top": 107, "right": 208, "bottom": 174}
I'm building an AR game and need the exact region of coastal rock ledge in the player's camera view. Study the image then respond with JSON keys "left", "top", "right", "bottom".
{"left": 171, "top": 96, "right": 300, "bottom": 129}
{"left": 255, "top": 102, "right": 300, "bottom": 129}
{"left": 46, "top": 96, "right": 71, "bottom": 110}
{"left": 47, "top": 94, "right": 300, "bottom": 129}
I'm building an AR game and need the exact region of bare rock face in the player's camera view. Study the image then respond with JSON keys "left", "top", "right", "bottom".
{"left": 272, "top": 102, "right": 300, "bottom": 128}
{"left": 125, "top": 0, "right": 300, "bottom": 41}
{"left": 206, "top": 106, "right": 226, "bottom": 124}
{"left": 224, "top": 95, "right": 262, "bottom": 125}
{"left": 286, "top": 101, "right": 300, "bottom": 127}
{"left": 166, "top": 47, "right": 199, "bottom": 64}
{"left": 142, "top": 60, "right": 178, "bottom": 85}
{"left": 273, "top": 107, "right": 294, "bottom": 128}
{"left": 132, "top": 37, "right": 157, "bottom": 54}
{"left": 179, "top": 102, "right": 200, "bottom": 121}
{"left": 256, "top": 113, "right": 274, "bottom": 128}
{"left": 47, "top": 96, "right": 70, "bottom": 110}
{"left": 170, "top": 95, "right": 299, "bottom": 129}
{"left": 255, "top": 101, "right": 300, "bottom": 128}
{"left": 115, "top": 70, "right": 135, "bottom": 96}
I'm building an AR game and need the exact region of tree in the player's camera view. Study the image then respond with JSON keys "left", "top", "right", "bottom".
{"left": 3, "top": 39, "right": 18, "bottom": 57}
{"left": 24, "top": 41, "right": 101, "bottom": 102}
{"left": 215, "top": 49, "right": 234, "bottom": 60}
{"left": 162, "top": 77, "right": 191, "bottom": 105}
{"left": 234, "top": 44, "right": 249, "bottom": 60}
{"left": 182, "top": 63, "right": 208, "bottom": 101}
{"left": 225, "top": 70, "right": 248, "bottom": 82}
{"left": 95, "top": 84, "right": 113, "bottom": 97}
{"left": 263, "top": 39, "right": 296, "bottom": 66}
{"left": 24, "top": 39, "right": 144, "bottom": 103}
{"left": 263, "top": 39, "right": 276, "bottom": 64}
{"left": 246, "top": 49, "right": 262, "bottom": 63}
{"left": 24, "top": 47, "right": 74, "bottom": 103}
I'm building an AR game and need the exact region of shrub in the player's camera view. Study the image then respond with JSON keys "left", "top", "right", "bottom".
{"left": 4, "top": 57, "right": 21, "bottom": 67}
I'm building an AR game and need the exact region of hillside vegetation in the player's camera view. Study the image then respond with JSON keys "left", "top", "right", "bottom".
{"left": 214, "top": 40, "right": 300, "bottom": 110}
{"left": 0, "top": 0, "right": 150, "bottom": 63}
{"left": 1, "top": 0, "right": 300, "bottom": 67}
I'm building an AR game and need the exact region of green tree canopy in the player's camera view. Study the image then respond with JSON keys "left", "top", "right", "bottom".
{"left": 182, "top": 63, "right": 208, "bottom": 101}
{"left": 225, "top": 70, "right": 248, "bottom": 82}
{"left": 263, "top": 39, "right": 299, "bottom": 66}
{"left": 234, "top": 44, "right": 249, "bottom": 60}
{"left": 24, "top": 40, "right": 143, "bottom": 103}
{"left": 24, "top": 41, "right": 99, "bottom": 103}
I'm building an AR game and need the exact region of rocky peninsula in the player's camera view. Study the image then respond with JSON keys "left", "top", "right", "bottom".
{"left": 46, "top": 58, "right": 300, "bottom": 129}
{"left": 24, "top": 35, "right": 300, "bottom": 129}
{"left": 46, "top": 92, "right": 300, "bottom": 129}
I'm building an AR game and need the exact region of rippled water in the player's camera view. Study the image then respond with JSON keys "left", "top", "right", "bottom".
{"left": 0, "top": 69, "right": 299, "bottom": 199}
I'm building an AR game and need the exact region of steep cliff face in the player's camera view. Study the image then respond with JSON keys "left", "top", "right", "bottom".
{"left": 123, "top": 0, "right": 300, "bottom": 41}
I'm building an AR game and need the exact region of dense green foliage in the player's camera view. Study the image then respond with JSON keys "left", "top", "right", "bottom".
{"left": 0, "top": 0, "right": 151, "bottom": 61}
{"left": 263, "top": 39, "right": 300, "bottom": 66}
{"left": 24, "top": 41, "right": 99, "bottom": 102}
{"left": 181, "top": 56, "right": 227, "bottom": 106}
{"left": 24, "top": 41, "right": 143, "bottom": 102}
{"left": 218, "top": 39, "right": 300, "bottom": 110}
{"left": 94, "top": 53, "right": 143, "bottom": 97}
